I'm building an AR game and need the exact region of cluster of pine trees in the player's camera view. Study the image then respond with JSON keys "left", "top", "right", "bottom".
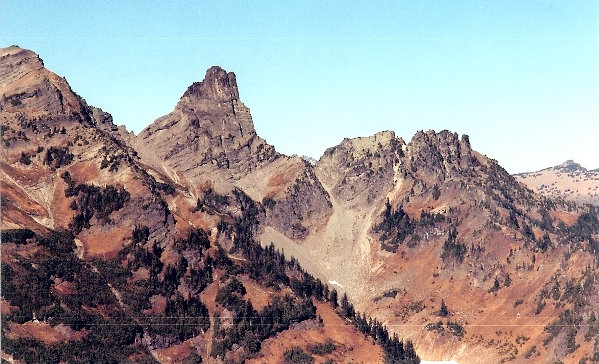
{"left": 214, "top": 189, "right": 421, "bottom": 363}
{"left": 1, "top": 229, "right": 152, "bottom": 363}
{"left": 61, "top": 171, "right": 130, "bottom": 234}
{"left": 375, "top": 198, "right": 445, "bottom": 252}
{"left": 211, "top": 280, "right": 316, "bottom": 359}
{"left": 43, "top": 146, "right": 73, "bottom": 169}
{"left": 1, "top": 182, "right": 422, "bottom": 363}
{"left": 440, "top": 227, "right": 467, "bottom": 263}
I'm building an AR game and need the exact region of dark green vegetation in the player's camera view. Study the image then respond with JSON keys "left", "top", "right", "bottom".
{"left": 375, "top": 198, "right": 445, "bottom": 252}
{"left": 425, "top": 320, "right": 465, "bottom": 338}
{"left": 211, "top": 290, "right": 316, "bottom": 359}
{"left": 283, "top": 347, "right": 315, "bottom": 364}
{"left": 1, "top": 186, "right": 420, "bottom": 364}
{"left": 210, "top": 190, "right": 420, "bottom": 363}
{"left": 0, "top": 226, "right": 213, "bottom": 363}
{"left": 43, "top": 146, "right": 73, "bottom": 169}
{"left": 1, "top": 229, "right": 154, "bottom": 363}
{"left": 19, "top": 151, "right": 32, "bottom": 165}
{"left": 562, "top": 205, "right": 599, "bottom": 262}
{"left": 539, "top": 267, "right": 599, "bottom": 359}
{"left": 192, "top": 187, "right": 230, "bottom": 212}
{"left": 440, "top": 227, "right": 466, "bottom": 263}
{"left": 61, "top": 171, "right": 130, "bottom": 234}
{"left": 307, "top": 340, "right": 336, "bottom": 355}
{"left": 438, "top": 299, "right": 449, "bottom": 317}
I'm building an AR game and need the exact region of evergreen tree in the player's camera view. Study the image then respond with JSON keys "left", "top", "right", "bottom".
{"left": 329, "top": 289, "right": 338, "bottom": 307}
{"left": 439, "top": 299, "right": 449, "bottom": 317}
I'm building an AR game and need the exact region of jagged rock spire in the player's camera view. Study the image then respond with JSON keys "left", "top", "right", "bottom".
{"left": 182, "top": 66, "right": 240, "bottom": 102}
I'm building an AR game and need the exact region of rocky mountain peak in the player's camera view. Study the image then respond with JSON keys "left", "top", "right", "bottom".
{"left": 406, "top": 129, "right": 474, "bottom": 180}
{"left": 0, "top": 46, "right": 44, "bottom": 73}
{"left": 135, "top": 65, "right": 277, "bottom": 191}
{"left": 515, "top": 159, "right": 599, "bottom": 206}
{"left": 0, "top": 46, "right": 83, "bottom": 117}
{"left": 316, "top": 131, "right": 403, "bottom": 206}
{"left": 410, "top": 129, "right": 470, "bottom": 150}
{"left": 555, "top": 159, "right": 586, "bottom": 173}
{"left": 321, "top": 130, "right": 398, "bottom": 162}
{"left": 182, "top": 65, "right": 239, "bottom": 103}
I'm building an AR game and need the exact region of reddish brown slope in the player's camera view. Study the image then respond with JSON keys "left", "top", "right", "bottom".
{"left": 1, "top": 46, "right": 403, "bottom": 364}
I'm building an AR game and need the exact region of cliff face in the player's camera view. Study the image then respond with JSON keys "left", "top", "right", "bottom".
{"left": 0, "top": 46, "right": 83, "bottom": 117}
{"left": 135, "top": 65, "right": 333, "bottom": 240}
{"left": 2, "top": 46, "right": 599, "bottom": 364}
{"left": 136, "top": 66, "right": 276, "bottom": 188}
{"left": 316, "top": 131, "right": 401, "bottom": 207}
{"left": 0, "top": 46, "right": 176, "bottom": 258}
{"left": 407, "top": 130, "right": 475, "bottom": 180}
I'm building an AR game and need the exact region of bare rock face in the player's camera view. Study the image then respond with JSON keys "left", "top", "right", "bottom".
{"left": 183, "top": 66, "right": 240, "bottom": 102}
{"left": 405, "top": 129, "right": 475, "bottom": 181}
{"left": 136, "top": 66, "right": 277, "bottom": 192}
{"left": 263, "top": 160, "right": 333, "bottom": 240}
{"left": 90, "top": 106, "right": 136, "bottom": 147}
{"left": 136, "top": 66, "right": 333, "bottom": 240}
{"left": 0, "top": 46, "right": 85, "bottom": 118}
{"left": 316, "top": 131, "right": 402, "bottom": 206}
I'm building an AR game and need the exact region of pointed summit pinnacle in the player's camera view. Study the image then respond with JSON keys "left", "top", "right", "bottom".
{"left": 182, "top": 66, "right": 239, "bottom": 103}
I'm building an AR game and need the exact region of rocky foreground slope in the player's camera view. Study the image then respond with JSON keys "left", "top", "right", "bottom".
{"left": 2, "top": 46, "right": 599, "bottom": 363}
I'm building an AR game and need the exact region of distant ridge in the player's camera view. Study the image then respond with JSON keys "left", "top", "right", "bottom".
{"left": 515, "top": 160, "right": 599, "bottom": 206}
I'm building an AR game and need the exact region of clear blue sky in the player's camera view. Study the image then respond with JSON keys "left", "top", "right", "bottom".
{"left": 2, "top": 1, "right": 597, "bottom": 173}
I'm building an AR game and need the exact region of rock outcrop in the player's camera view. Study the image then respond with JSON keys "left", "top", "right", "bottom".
{"left": 316, "top": 131, "right": 401, "bottom": 206}
{"left": 135, "top": 65, "right": 333, "bottom": 240}
{"left": 0, "top": 46, "right": 83, "bottom": 118}
{"left": 136, "top": 66, "right": 277, "bottom": 190}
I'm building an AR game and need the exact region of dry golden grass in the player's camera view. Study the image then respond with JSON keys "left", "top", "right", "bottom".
{"left": 6, "top": 322, "right": 84, "bottom": 345}
{"left": 78, "top": 227, "right": 127, "bottom": 259}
